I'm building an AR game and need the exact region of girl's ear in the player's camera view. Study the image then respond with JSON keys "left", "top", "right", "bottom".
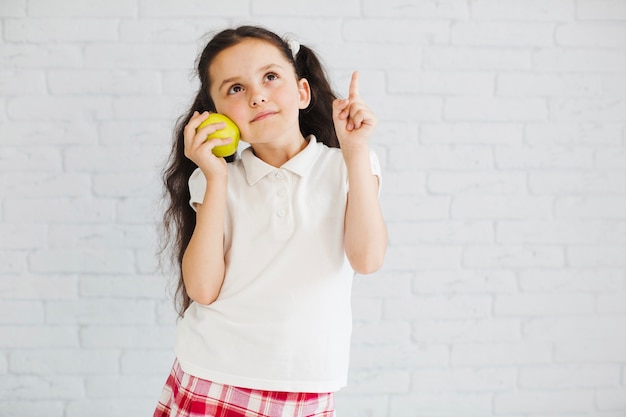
{"left": 297, "top": 78, "right": 311, "bottom": 110}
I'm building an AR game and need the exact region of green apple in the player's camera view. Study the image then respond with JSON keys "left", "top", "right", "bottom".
{"left": 196, "top": 113, "right": 241, "bottom": 157}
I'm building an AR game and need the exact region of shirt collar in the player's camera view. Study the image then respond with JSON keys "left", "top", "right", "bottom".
{"left": 241, "top": 135, "right": 320, "bottom": 185}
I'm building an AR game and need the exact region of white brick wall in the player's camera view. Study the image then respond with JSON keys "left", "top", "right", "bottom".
{"left": 1, "top": 0, "right": 625, "bottom": 416}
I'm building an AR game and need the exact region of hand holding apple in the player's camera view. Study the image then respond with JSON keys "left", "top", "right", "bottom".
{"left": 196, "top": 113, "right": 241, "bottom": 157}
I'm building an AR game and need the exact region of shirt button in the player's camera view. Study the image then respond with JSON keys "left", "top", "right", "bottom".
{"left": 276, "top": 209, "right": 286, "bottom": 218}
{"left": 275, "top": 171, "right": 284, "bottom": 180}
{"left": 277, "top": 188, "right": 286, "bottom": 197}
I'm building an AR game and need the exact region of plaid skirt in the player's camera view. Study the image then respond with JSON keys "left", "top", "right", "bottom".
{"left": 154, "top": 359, "right": 335, "bottom": 417}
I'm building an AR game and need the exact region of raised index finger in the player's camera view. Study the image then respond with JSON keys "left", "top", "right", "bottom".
{"left": 348, "top": 71, "right": 360, "bottom": 100}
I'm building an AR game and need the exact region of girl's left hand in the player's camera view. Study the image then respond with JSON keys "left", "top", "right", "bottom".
{"left": 332, "top": 71, "right": 377, "bottom": 152}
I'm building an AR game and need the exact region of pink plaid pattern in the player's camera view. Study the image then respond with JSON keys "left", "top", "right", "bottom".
{"left": 154, "top": 360, "right": 335, "bottom": 417}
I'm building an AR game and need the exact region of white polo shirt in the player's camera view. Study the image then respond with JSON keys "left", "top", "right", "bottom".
{"left": 175, "top": 136, "right": 381, "bottom": 393}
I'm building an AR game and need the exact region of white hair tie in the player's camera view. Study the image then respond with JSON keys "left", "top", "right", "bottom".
{"left": 285, "top": 36, "right": 300, "bottom": 58}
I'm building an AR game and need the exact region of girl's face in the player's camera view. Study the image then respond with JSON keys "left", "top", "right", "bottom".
{"left": 208, "top": 39, "right": 311, "bottom": 149}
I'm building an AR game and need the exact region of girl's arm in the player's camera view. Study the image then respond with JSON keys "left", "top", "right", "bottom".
{"left": 181, "top": 111, "right": 232, "bottom": 304}
{"left": 333, "top": 72, "right": 388, "bottom": 274}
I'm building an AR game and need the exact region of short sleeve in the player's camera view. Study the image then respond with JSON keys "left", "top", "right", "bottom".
{"left": 188, "top": 168, "right": 207, "bottom": 211}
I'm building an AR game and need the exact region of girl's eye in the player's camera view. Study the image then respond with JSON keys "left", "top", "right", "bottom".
{"left": 264, "top": 72, "right": 278, "bottom": 82}
{"left": 227, "top": 85, "right": 243, "bottom": 95}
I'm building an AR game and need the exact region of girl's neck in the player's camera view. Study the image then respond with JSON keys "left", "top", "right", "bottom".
{"left": 250, "top": 134, "right": 308, "bottom": 168}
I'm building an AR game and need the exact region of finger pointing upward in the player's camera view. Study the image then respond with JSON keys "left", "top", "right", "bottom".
{"left": 349, "top": 71, "right": 360, "bottom": 101}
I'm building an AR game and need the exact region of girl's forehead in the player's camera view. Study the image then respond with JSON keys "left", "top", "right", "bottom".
{"left": 209, "top": 39, "right": 290, "bottom": 78}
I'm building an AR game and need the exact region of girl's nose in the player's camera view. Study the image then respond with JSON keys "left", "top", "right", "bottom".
{"left": 250, "top": 90, "right": 267, "bottom": 107}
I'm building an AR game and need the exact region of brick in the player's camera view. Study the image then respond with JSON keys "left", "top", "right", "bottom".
{"left": 79, "top": 274, "right": 167, "bottom": 298}
{"left": 344, "top": 19, "right": 450, "bottom": 44}
{"left": 0, "top": 0, "right": 26, "bottom": 16}
{"left": 567, "top": 245, "right": 626, "bottom": 268}
{"left": 533, "top": 48, "right": 626, "bottom": 71}
{"left": 471, "top": 0, "right": 575, "bottom": 20}
{"left": 452, "top": 22, "right": 555, "bottom": 47}
{"left": 66, "top": 399, "right": 152, "bottom": 417}
{"left": 116, "top": 197, "right": 160, "bottom": 224}
{"left": 420, "top": 123, "right": 524, "bottom": 145}
{"left": 392, "top": 145, "right": 493, "bottom": 170}
{"left": 577, "top": 0, "right": 626, "bottom": 20}
{"left": 495, "top": 293, "right": 594, "bottom": 316}
{"left": 463, "top": 245, "right": 564, "bottom": 268}
{"left": 352, "top": 297, "right": 383, "bottom": 321}
{"left": 551, "top": 98, "right": 626, "bottom": 122}
{"left": 390, "top": 392, "right": 492, "bottom": 417}
{"left": 556, "top": 338, "right": 626, "bottom": 362}
{"left": 120, "top": 350, "right": 175, "bottom": 375}
{"left": 118, "top": 18, "right": 228, "bottom": 42}
{"left": 352, "top": 321, "right": 411, "bottom": 346}
{"left": 382, "top": 195, "right": 450, "bottom": 221}
{"left": 558, "top": 23, "right": 626, "bottom": 48}
{"left": 350, "top": 344, "right": 449, "bottom": 369}
{"left": 384, "top": 245, "right": 463, "bottom": 270}
{"left": 389, "top": 221, "right": 493, "bottom": 245}
{"left": 412, "top": 368, "right": 517, "bottom": 392}
{"left": 48, "top": 224, "right": 156, "bottom": 249}
{"left": 525, "top": 122, "right": 622, "bottom": 146}
{"left": 4, "top": 198, "right": 115, "bottom": 223}
{"left": 597, "top": 292, "right": 626, "bottom": 313}
{"left": 520, "top": 364, "right": 621, "bottom": 389}
{"left": 80, "top": 325, "right": 174, "bottom": 349}
{"left": 0, "top": 326, "right": 78, "bottom": 348}
{"left": 412, "top": 319, "right": 521, "bottom": 343}
{"left": 0, "top": 173, "right": 90, "bottom": 198}
{"left": 0, "top": 121, "right": 98, "bottom": 145}
{"left": 596, "top": 147, "right": 626, "bottom": 169}
{"left": 5, "top": 18, "right": 118, "bottom": 42}
{"left": 46, "top": 299, "right": 155, "bottom": 324}
{"left": 597, "top": 389, "right": 626, "bottom": 411}
{"left": 344, "top": 370, "right": 410, "bottom": 394}
{"left": 0, "top": 70, "right": 46, "bottom": 95}
{"left": 452, "top": 196, "right": 553, "bottom": 219}
{"left": 48, "top": 70, "right": 160, "bottom": 95}
{"left": 253, "top": 0, "right": 359, "bottom": 16}
{"left": 413, "top": 270, "right": 518, "bottom": 294}
{"left": 0, "top": 274, "right": 77, "bottom": 300}
{"left": 389, "top": 71, "right": 494, "bottom": 95}
{"left": 520, "top": 269, "right": 624, "bottom": 292}
{"left": 428, "top": 172, "right": 526, "bottom": 195}
{"left": 0, "top": 224, "right": 45, "bottom": 249}
{"left": 0, "top": 375, "right": 83, "bottom": 399}
{"left": 444, "top": 97, "right": 548, "bottom": 121}
{"left": 319, "top": 43, "right": 422, "bottom": 71}
{"left": 497, "top": 220, "right": 626, "bottom": 244}
{"left": 424, "top": 46, "right": 531, "bottom": 71}
{"left": 556, "top": 196, "right": 626, "bottom": 218}
{"left": 0, "top": 402, "right": 64, "bottom": 417}
{"left": 0, "top": 300, "right": 44, "bottom": 324}
{"left": 0, "top": 252, "right": 26, "bottom": 274}
{"left": 0, "top": 45, "right": 82, "bottom": 68}
{"left": 352, "top": 271, "right": 412, "bottom": 298}
{"left": 498, "top": 73, "right": 603, "bottom": 97}
{"left": 368, "top": 95, "right": 442, "bottom": 123}
{"left": 7, "top": 96, "right": 113, "bottom": 121}
{"left": 494, "top": 390, "right": 594, "bottom": 414}
{"left": 452, "top": 342, "right": 553, "bottom": 366}
{"left": 529, "top": 171, "right": 626, "bottom": 195}
{"left": 98, "top": 120, "right": 173, "bottom": 145}
{"left": 85, "top": 375, "right": 166, "bottom": 398}
{"left": 335, "top": 394, "right": 388, "bottom": 417}
{"left": 523, "top": 316, "right": 626, "bottom": 341}
{"left": 27, "top": 0, "right": 137, "bottom": 17}
{"left": 84, "top": 44, "right": 196, "bottom": 70}
{"left": 29, "top": 249, "right": 135, "bottom": 274}
{"left": 362, "top": 0, "right": 469, "bottom": 18}
{"left": 0, "top": 146, "right": 63, "bottom": 173}
{"left": 385, "top": 295, "right": 492, "bottom": 320}
{"left": 10, "top": 350, "right": 119, "bottom": 375}
{"left": 64, "top": 145, "right": 168, "bottom": 172}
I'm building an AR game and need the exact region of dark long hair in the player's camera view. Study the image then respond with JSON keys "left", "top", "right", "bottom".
{"left": 161, "top": 26, "right": 339, "bottom": 316}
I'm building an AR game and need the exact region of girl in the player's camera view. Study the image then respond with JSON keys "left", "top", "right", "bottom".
{"left": 156, "top": 25, "right": 387, "bottom": 417}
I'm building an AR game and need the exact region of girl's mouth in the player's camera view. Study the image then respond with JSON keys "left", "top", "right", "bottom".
{"left": 251, "top": 110, "right": 277, "bottom": 122}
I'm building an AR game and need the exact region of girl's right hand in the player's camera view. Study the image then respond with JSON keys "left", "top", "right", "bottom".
{"left": 183, "top": 111, "right": 232, "bottom": 178}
